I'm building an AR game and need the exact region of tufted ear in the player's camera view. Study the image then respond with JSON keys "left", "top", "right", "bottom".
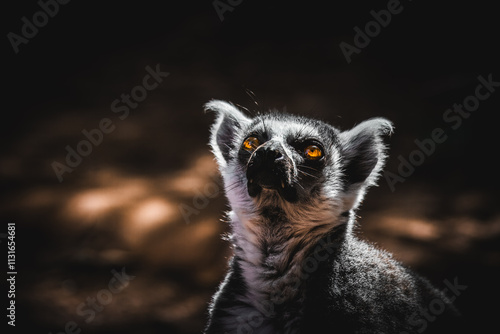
{"left": 338, "top": 118, "right": 394, "bottom": 208}
{"left": 204, "top": 100, "right": 251, "bottom": 168}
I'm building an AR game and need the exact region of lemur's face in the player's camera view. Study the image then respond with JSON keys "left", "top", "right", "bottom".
{"left": 237, "top": 114, "right": 339, "bottom": 204}
{"left": 206, "top": 100, "right": 393, "bottom": 217}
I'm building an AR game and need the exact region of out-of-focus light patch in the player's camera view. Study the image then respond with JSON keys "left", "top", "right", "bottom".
{"left": 454, "top": 217, "right": 482, "bottom": 238}
{"left": 377, "top": 215, "right": 440, "bottom": 240}
{"left": 188, "top": 218, "right": 221, "bottom": 242}
{"left": 191, "top": 154, "right": 218, "bottom": 174}
{"left": 164, "top": 154, "right": 220, "bottom": 195}
{"left": 67, "top": 190, "right": 118, "bottom": 221}
{"left": 194, "top": 264, "right": 227, "bottom": 287}
{"left": 87, "top": 168, "right": 148, "bottom": 188}
{"left": 63, "top": 181, "right": 148, "bottom": 223}
{"left": 122, "top": 197, "right": 178, "bottom": 245}
{"left": 72, "top": 248, "right": 131, "bottom": 265}
{"left": 143, "top": 219, "right": 222, "bottom": 267}
{"left": 91, "top": 168, "right": 122, "bottom": 185}
{"left": 156, "top": 295, "right": 206, "bottom": 322}
{"left": 451, "top": 216, "right": 500, "bottom": 241}
{"left": 129, "top": 197, "right": 177, "bottom": 227}
{"left": 21, "top": 188, "right": 56, "bottom": 209}
{"left": 112, "top": 121, "right": 143, "bottom": 140}
{"left": 124, "top": 278, "right": 177, "bottom": 307}
{"left": 99, "top": 248, "right": 131, "bottom": 264}
{"left": 168, "top": 174, "right": 208, "bottom": 194}
{"left": 405, "top": 218, "right": 440, "bottom": 240}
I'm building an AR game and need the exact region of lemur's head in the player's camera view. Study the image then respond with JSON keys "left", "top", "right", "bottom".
{"left": 206, "top": 100, "right": 393, "bottom": 229}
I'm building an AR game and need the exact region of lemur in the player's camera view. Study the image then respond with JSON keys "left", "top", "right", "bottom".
{"left": 203, "top": 100, "right": 457, "bottom": 334}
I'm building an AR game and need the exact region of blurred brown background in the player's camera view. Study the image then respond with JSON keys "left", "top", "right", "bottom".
{"left": 2, "top": 1, "right": 499, "bottom": 333}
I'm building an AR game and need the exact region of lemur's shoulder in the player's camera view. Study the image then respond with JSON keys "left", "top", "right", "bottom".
{"left": 310, "top": 235, "right": 458, "bottom": 332}
{"left": 204, "top": 101, "right": 458, "bottom": 333}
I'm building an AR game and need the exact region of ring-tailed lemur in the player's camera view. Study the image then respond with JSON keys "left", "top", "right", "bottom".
{"left": 203, "top": 100, "right": 457, "bottom": 334}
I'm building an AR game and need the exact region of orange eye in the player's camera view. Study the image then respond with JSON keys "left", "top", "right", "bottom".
{"left": 304, "top": 145, "right": 322, "bottom": 160}
{"left": 242, "top": 136, "right": 260, "bottom": 151}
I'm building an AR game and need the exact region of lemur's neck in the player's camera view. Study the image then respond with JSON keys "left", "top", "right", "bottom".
{"left": 229, "top": 208, "right": 350, "bottom": 311}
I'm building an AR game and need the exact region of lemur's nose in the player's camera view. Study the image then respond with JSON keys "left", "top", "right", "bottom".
{"left": 246, "top": 140, "right": 297, "bottom": 202}
{"left": 247, "top": 140, "right": 289, "bottom": 177}
{"left": 261, "top": 147, "right": 283, "bottom": 163}
{"left": 257, "top": 141, "right": 285, "bottom": 165}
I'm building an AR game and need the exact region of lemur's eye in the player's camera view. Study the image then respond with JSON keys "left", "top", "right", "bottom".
{"left": 242, "top": 136, "right": 260, "bottom": 152}
{"left": 304, "top": 145, "right": 323, "bottom": 160}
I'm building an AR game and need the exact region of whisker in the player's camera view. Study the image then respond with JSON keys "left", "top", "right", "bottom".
{"left": 225, "top": 181, "right": 243, "bottom": 192}
{"left": 293, "top": 179, "right": 305, "bottom": 191}
{"left": 298, "top": 164, "right": 320, "bottom": 173}
{"left": 297, "top": 169, "right": 319, "bottom": 179}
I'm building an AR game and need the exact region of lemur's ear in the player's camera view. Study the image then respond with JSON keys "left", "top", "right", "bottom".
{"left": 339, "top": 118, "right": 394, "bottom": 192}
{"left": 205, "top": 100, "right": 251, "bottom": 168}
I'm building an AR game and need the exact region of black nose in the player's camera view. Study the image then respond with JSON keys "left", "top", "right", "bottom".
{"left": 246, "top": 141, "right": 297, "bottom": 202}
{"left": 246, "top": 141, "right": 289, "bottom": 187}
{"left": 248, "top": 142, "right": 285, "bottom": 171}
{"left": 259, "top": 146, "right": 283, "bottom": 166}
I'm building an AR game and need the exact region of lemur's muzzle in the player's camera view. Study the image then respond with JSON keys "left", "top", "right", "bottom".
{"left": 246, "top": 141, "right": 298, "bottom": 202}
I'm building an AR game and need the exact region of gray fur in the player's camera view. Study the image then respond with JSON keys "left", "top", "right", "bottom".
{"left": 203, "top": 100, "right": 457, "bottom": 334}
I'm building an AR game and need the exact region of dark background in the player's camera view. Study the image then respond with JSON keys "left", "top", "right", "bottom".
{"left": 2, "top": 0, "right": 499, "bottom": 333}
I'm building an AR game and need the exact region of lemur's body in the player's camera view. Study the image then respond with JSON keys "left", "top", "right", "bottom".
{"left": 203, "top": 100, "right": 457, "bottom": 333}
